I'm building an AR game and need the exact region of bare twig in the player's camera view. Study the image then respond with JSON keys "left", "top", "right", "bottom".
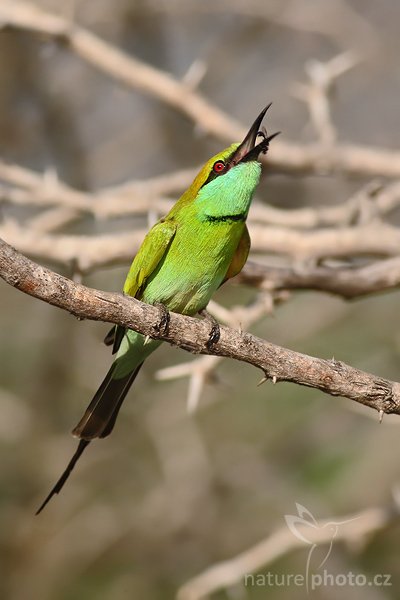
{"left": 143, "top": 0, "right": 378, "bottom": 50}
{"left": 293, "top": 51, "right": 359, "bottom": 144}
{"left": 0, "top": 159, "right": 185, "bottom": 222}
{"left": 1, "top": 237, "right": 400, "bottom": 418}
{"left": 239, "top": 257, "right": 400, "bottom": 299}
{"left": 0, "top": 219, "right": 145, "bottom": 271}
{"left": 249, "top": 222, "right": 400, "bottom": 261}
{"left": 2, "top": 161, "right": 400, "bottom": 240}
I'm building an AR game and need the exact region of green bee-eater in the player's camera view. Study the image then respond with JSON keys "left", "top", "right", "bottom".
{"left": 37, "top": 105, "right": 278, "bottom": 513}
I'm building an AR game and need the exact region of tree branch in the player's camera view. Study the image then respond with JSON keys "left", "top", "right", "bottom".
{"left": 1, "top": 236, "right": 400, "bottom": 417}
{"left": 2, "top": 160, "right": 400, "bottom": 228}
{"left": 239, "top": 257, "right": 400, "bottom": 299}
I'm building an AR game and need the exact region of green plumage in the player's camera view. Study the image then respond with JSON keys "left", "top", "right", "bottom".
{"left": 37, "top": 106, "right": 278, "bottom": 513}
{"left": 72, "top": 153, "right": 260, "bottom": 440}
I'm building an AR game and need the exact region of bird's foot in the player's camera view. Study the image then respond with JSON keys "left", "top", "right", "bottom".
{"left": 153, "top": 302, "right": 170, "bottom": 337}
{"left": 199, "top": 308, "right": 220, "bottom": 348}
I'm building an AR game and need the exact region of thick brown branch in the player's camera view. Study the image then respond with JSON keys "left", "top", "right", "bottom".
{"left": 1, "top": 237, "right": 400, "bottom": 416}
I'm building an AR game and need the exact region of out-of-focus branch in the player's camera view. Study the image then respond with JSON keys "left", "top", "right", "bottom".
{"left": 4, "top": 218, "right": 400, "bottom": 272}
{"left": 2, "top": 1, "right": 400, "bottom": 178}
{"left": 144, "top": 0, "right": 378, "bottom": 49}
{"left": 0, "top": 159, "right": 189, "bottom": 223}
{"left": 0, "top": 219, "right": 145, "bottom": 271}
{"left": 292, "top": 51, "right": 359, "bottom": 144}
{"left": 239, "top": 257, "right": 400, "bottom": 299}
{"left": 249, "top": 222, "right": 400, "bottom": 261}
{"left": 2, "top": 159, "right": 400, "bottom": 228}
{"left": 1, "top": 237, "right": 400, "bottom": 418}
{"left": 177, "top": 501, "right": 398, "bottom": 600}
{"left": 251, "top": 180, "right": 400, "bottom": 228}
{"left": 2, "top": 164, "right": 400, "bottom": 299}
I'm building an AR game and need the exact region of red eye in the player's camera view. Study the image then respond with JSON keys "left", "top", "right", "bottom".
{"left": 213, "top": 160, "right": 225, "bottom": 173}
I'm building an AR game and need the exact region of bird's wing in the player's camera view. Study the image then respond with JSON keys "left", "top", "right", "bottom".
{"left": 105, "top": 218, "right": 177, "bottom": 353}
{"left": 221, "top": 224, "right": 251, "bottom": 284}
{"left": 123, "top": 218, "right": 177, "bottom": 297}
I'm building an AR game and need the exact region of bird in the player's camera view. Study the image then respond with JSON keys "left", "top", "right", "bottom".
{"left": 36, "top": 105, "right": 279, "bottom": 514}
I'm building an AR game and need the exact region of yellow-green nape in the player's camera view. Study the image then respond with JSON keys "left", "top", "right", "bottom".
{"left": 183, "top": 143, "right": 240, "bottom": 199}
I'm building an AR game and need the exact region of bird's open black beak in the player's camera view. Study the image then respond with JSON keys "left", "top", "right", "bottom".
{"left": 228, "top": 104, "right": 280, "bottom": 166}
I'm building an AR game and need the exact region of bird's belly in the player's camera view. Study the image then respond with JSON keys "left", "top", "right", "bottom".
{"left": 142, "top": 223, "right": 243, "bottom": 314}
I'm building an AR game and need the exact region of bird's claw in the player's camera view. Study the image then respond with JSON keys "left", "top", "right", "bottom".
{"left": 153, "top": 302, "right": 170, "bottom": 336}
{"left": 199, "top": 308, "right": 220, "bottom": 348}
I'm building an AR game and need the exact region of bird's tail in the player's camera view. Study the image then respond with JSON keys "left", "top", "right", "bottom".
{"left": 36, "top": 330, "right": 161, "bottom": 514}
{"left": 72, "top": 361, "right": 144, "bottom": 440}
{"left": 36, "top": 363, "right": 143, "bottom": 515}
{"left": 36, "top": 439, "right": 89, "bottom": 515}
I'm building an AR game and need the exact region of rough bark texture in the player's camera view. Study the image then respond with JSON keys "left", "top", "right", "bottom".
{"left": 1, "top": 236, "right": 400, "bottom": 416}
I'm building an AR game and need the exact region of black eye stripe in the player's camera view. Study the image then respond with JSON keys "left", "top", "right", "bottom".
{"left": 202, "top": 169, "right": 222, "bottom": 187}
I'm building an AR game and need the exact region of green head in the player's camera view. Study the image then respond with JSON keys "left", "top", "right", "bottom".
{"left": 177, "top": 105, "right": 279, "bottom": 219}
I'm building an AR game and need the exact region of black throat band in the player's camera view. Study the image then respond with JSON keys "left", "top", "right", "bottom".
{"left": 204, "top": 213, "right": 246, "bottom": 223}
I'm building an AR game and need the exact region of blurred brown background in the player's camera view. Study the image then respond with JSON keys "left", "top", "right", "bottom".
{"left": 1, "top": 1, "right": 400, "bottom": 599}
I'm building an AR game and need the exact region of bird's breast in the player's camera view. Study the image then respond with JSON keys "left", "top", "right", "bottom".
{"left": 142, "top": 218, "right": 244, "bottom": 314}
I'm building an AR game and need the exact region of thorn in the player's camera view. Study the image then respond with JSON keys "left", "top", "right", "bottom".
{"left": 182, "top": 59, "right": 207, "bottom": 90}
{"left": 144, "top": 335, "right": 151, "bottom": 346}
{"left": 187, "top": 373, "right": 204, "bottom": 413}
{"left": 69, "top": 258, "right": 83, "bottom": 283}
{"left": 379, "top": 409, "right": 384, "bottom": 424}
{"left": 257, "top": 376, "right": 268, "bottom": 387}
{"left": 272, "top": 376, "right": 277, "bottom": 385}
{"left": 72, "top": 270, "right": 83, "bottom": 284}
